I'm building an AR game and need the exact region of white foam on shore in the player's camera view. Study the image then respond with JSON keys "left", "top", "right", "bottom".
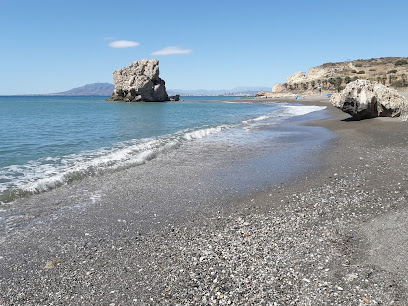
{"left": 242, "top": 104, "right": 326, "bottom": 125}
{"left": 0, "top": 125, "right": 232, "bottom": 201}
{"left": 279, "top": 104, "right": 326, "bottom": 116}
{"left": 0, "top": 103, "right": 326, "bottom": 203}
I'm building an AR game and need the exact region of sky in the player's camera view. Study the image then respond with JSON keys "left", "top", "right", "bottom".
{"left": 1, "top": 0, "right": 407, "bottom": 95}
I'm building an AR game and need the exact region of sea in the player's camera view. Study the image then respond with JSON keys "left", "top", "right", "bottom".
{"left": 0, "top": 96, "right": 329, "bottom": 205}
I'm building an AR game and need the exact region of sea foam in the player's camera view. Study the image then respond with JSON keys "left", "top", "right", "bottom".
{"left": 243, "top": 103, "right": 326, "bottom": 125}
{"left": 0, "top": 103, "right": 326, "bottom": 203}
{"left": 0, "top": 125, "right": 232, "bottom": 202}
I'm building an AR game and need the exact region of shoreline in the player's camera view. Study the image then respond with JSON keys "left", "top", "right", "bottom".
{"left": 1, "top": 97, "right": 408, "bottom": 304}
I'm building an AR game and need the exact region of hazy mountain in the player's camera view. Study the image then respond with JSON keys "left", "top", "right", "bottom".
{"left": 51, "top": 83, "right": 114, "bottom": 96}
{"left": 47, "top": 83, "right": 271, "bottom": 97}
{"left": 167, "top": 86, "right": 271, "bottom": 96}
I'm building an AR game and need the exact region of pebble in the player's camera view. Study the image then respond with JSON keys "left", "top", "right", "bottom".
{"left": 2, "top": 120, "right": 407, "bottom": 305}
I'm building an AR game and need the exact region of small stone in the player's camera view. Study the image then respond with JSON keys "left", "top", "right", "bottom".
{"left": 44, "top": 260, "right": 64, "bottom": 269}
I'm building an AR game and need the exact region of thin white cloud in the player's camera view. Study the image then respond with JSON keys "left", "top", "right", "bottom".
{"left": 109, "top": 40, "right": 140, "bottom": 48}
{"left": 104, "top": 37, "right": 114, "bottom": 40}
{"left": 151, "top": 46, "right": 192, "bottom": 56}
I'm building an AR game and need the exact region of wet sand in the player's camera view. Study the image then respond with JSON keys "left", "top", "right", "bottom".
{"left": 1, "top": 96, "right": 408, "bottom": 305}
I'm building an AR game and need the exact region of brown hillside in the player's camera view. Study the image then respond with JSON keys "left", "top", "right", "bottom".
{"left": 272, "top": 57, "right": 408, "bottom": 93}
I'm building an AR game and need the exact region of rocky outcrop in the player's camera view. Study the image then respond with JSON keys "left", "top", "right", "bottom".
{"left": 107, "top": 59, "right": 169, "bottom": 102}
{"left": 286, "top": 72, "right": 308, "bottom": 85}
{"left": 271, "top": 83, "right": 287, "bottom": 93}
{"left": 169, "top": 94, "right": 180, "bottom": 101}
{"left": 271, "top": 57, "right": 408, "bottom": 93}
{"left": 330, "top": 79, "right": 408, "bottom": 120}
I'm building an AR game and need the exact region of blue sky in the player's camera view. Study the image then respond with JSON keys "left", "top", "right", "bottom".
{"left": 1, "top": 0, "right": 407, "bottom": 94}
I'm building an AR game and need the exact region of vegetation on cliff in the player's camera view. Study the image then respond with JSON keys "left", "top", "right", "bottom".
{"left": 273, "top": 57, "right": 408, "bottom": 93}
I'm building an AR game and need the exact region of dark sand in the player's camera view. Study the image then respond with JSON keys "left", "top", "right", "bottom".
{"left": 1, "top": 96, "right": 408, "bottom": 305}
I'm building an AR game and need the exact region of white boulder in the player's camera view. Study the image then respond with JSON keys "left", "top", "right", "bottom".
{"left": 330, "top": 79, "right": 408, "bottom": 120}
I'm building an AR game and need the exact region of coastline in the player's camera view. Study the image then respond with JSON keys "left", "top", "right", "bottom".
{"left": 1, "top": 97, "right": 408, "bottom": 304}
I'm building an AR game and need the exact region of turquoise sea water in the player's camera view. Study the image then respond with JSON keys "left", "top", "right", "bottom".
{"left": 0, "top": 96, "right": 326, "bottom": 203}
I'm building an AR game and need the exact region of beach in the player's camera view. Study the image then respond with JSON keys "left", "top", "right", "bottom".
{"left": 1, "top": 96, "right": 408, "bottom": 305}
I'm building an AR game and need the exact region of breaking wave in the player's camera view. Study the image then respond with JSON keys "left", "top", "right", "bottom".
{"left": 0, "top": 103, "right": 325, "bottom": 203}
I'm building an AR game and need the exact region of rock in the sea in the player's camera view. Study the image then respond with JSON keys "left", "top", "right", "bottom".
{"left": 330, "top": 79, "right": 408, "bottom": 120}
{"left": 169, "top": 94, "right": 180, "bottom": 101}
{"left": 107, "top": 59, "right": 169, "bottom": 102}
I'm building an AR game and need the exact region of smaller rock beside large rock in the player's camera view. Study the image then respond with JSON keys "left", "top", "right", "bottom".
{"left": 330, "top": 79, "right": 408, "bottom": 121}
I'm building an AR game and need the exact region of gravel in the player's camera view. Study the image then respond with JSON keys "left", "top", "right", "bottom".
{"left": 1, "top": 103, "right": 408, "bottom": 305}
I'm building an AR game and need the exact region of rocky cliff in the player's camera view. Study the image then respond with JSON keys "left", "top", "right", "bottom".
{"left": 107, "top": 59, "right": 169, "bottom": 102}
{"left": 271, "top": 57, "right": 408, "bottom": 93}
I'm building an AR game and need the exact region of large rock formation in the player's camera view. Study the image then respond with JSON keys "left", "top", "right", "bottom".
{"left": 107, "top": 59, "right": 169, "bottom": 102}
{"left": 330, "top": 79, "right": 408, "bottom": 120}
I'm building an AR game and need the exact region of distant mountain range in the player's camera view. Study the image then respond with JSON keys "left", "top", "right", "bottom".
{"left": 50, "top": 83, "right": 115, "bottom": 96}
{"left": 44, "top": 84, "right": 271, "bottom": 96}
{"left": 167, "top": 86, "right": 271, "bottom": 96}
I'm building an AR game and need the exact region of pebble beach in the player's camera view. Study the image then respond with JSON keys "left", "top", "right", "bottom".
{"left": 1, "top": 95, "right": 408, "bottom": 305}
